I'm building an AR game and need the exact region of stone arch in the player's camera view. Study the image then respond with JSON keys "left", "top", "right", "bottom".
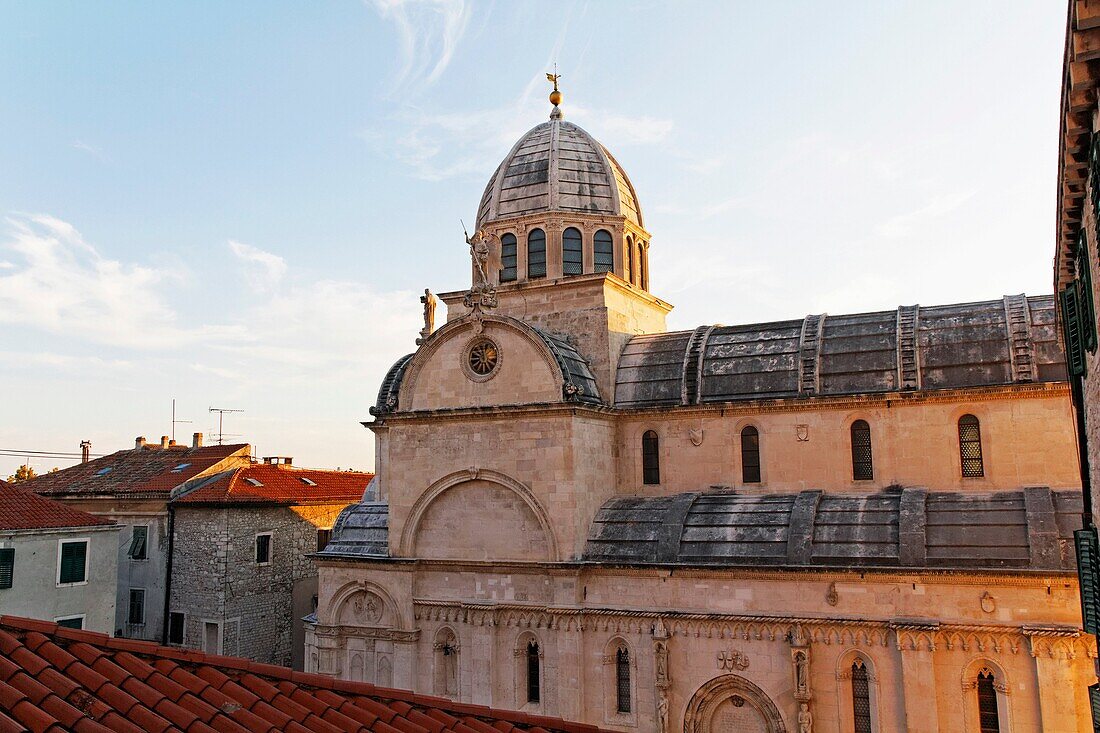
{"left": 399, "top": 314, "right": 567, "bottom": 410}
{"left": 514, "top": 630, "right": 544, "bottom": 711}
{"left": 683, "top": 674, "right": 787, "bottom": 733}
{"left": 399, "top": 468, "right": 559, "bottom": 561}
{"left": 960, "top": 656, "right": 1012, "bottom": 733}
{"left": 602, "top": 635, "right": 637, "bottom": 723}
{"left": 835, "top": 649, "right": 881, "bottom": 733}
{"left": 433, "top": 626, "right": 460, "bottom": 698}
{"left": 325, "top": 580, "right": 403, "bottom": 629}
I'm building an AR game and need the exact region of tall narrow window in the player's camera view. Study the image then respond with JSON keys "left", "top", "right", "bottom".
{"left": 741, "top": 426, "right": 761, "bottom": 483}
{"left": 0, "top": 548, "right": 13, "bottom": 590}
{"left": 642, "top": 430, "right": 660, "bottom": 485}
{"left": 255, "top": 533, "right": 272, "bottom": 564}
{"left": 128, "top": 588, "right": 145, "bottom": 625}
{"left": 168, "top": 612, "right": 185, "bottom": 644}
{"left": 639, "top": 244, "right": 648, "bottom": 290}
{"left": 501, "top": 233, "right": 518, "bottom": 282}
{"left": 594, "top": 230, "right": 614, "bottom": 273}
{"left": 851, "top": 659, "right": 872, "bottom": 733}
{"left": 977, "top": 670, "right": 1000, "bottom": 733}
{"left": 129, "top": 525, "right": 148, "bottom": 560}
{"left": 58, "top": 540, "right": 87, "bottom": 584}
{"left": 526, "top": 641, "right": 540, "bottom": 704}
{"left": 850, "top": 420, "right": 873, "bottom": 481}
{"left": 562, "top": 227, "right": 583, "bottom": 275}
{"left": 527, "top": 229, "right": 546, "bottom": 279}
{"left": 316, "top": 528, "right": 332, "bottom": 551}
{"left": 626, "top": 236, "right": 635, "bottom": 284}
{"left": 615, "top": 648, "right": 631, "bottom": 713}
{"left": 959, "top": 414, "right": 984, "bottom": 478}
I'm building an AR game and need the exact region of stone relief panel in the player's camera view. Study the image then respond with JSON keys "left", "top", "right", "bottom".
{"left": 337, "top": 590, "right": 387, "bottom": 627}
{"left": 412, "top": 480, "right": 552, "bottom": 561}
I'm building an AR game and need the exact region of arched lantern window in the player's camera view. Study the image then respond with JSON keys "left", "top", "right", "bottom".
{"left": 741, "top": 426, "right": 761, "bottom": 483}
{"left": 594, "top": 230, "right": 614, "bottom": 273}
{"left": 528, "top": 229, "right": 546, "bottom": 279}
{"left": 500, "top": 233, "right": 518, "bottom": 282}
{"left": 562, "top": 227, "right": 583, "bottom": 275}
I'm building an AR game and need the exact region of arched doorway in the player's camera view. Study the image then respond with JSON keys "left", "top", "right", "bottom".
{"left": 683, "top": 675, "right": 787, "bottom": 733}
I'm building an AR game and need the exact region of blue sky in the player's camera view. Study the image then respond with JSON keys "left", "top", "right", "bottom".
{"left": 0, "top": 1, "right": 1067, "bottom": 475}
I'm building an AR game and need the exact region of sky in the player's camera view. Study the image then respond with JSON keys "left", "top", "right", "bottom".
{"left": 0, "top": 1, "right": 1069, "bottom": 476}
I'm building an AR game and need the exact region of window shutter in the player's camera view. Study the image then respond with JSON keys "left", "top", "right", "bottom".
{"left": 1062, "top": 286, "right": 1087, "bottom": 377}
{"left": 0, "top": 548, "right": 13, "bottom": 589}
{"left": 1076, "top": 528, "right": 1100, "bottom": 635}
{"left": 60, "top": 541, "right": 87, "bottom": 584}
{"left": 1090, "top": 683, "right": 1100, "bottom": 730}
{"left": 1079, "top": 233, "right": 1098, "bottom": 353}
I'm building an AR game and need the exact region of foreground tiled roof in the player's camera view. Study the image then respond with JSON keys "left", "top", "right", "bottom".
{"left": 0, "top": 616, "right": 604, "bottom": 733}
{"left": 174, "top": 465, "right": 374, "bottom": 505}
{"left": 27, "top": 443, "right": 251, "bottom": 499}
{"left": 0, "top": 483, "right": 113, "bottom": 531}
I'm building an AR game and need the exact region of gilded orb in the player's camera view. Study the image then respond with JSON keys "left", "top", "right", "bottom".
{"left": 549, "top": 89, "right": 562, "bottom": 106}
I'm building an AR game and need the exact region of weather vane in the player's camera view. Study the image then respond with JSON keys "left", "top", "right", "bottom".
{"left": 546, "top": 65, "right": 563, "bottom": 118}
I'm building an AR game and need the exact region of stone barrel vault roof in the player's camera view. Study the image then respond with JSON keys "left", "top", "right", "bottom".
{"left": 0, "top": 615, "right": 607, "bottom": 733}
{"left": 318, "top": 502, "right": 390, "bottom": 558}
{"left": 584, "top": 487, "right": 1081, "bottom": 571}
{"left": 614, "top": 295, "right": 1066, "bottom": 408}
{"left": 476, "top": 118, "right": 642, "bottom": 228}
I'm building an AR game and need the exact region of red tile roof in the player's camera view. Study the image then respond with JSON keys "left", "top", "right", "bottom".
{"left": 175, "top": 465, "right": 373, "bottom": 506}
{"left": 0, "top": 483, "right": 113, "bottom": 531}
{"left": 0, "top": 616, "right": 606, "bottom": 733}
{"left": 27, "top": 444, "right": 251, "bottom": 499}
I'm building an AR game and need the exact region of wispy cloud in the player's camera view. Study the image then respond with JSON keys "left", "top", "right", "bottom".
{"left": 368, "top": 0, "right": 471, "bottom": 91}
{"left": 0, "top": 214, "right": 237, "bottom": 349}
{"left": 71, "top": 140, "right": 108, "bottom": 161}
{"left": 876, "top": 189, "right": 977, "bottom": 239}
{"left": 228, "top": 239, "right": 287, "bottom": 292}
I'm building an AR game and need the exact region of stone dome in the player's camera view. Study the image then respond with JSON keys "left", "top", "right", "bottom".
{"left": 475, "top": 117, "right": 643, "bottom": 229}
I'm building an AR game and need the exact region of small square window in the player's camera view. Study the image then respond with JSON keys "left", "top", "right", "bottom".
{"left": 170, "top": 463, "right": 191, "bottom": 473}
{"left": 255, "top": 533, "right": 271, "bottom": 564}
{"left": 300, "top": 477, "right": 318, "bottom": 487}
{"left": 95, "top": 467, "right": 113, "bottom": 476}
{"left": 128, "top": 588, "right": 145, "bottom": 625}
{"left": 244, "top": 478, "right": 264, "bottom": 487}
{"left": 0, "top": 548, "right": 13, "bottom": 590}
{"left": 317, "top": 528, "right": 332, "bottom": 552}
{"left": 128, "top": 526, "right": 148, "bottom": 560}
{"left": 58, "top": 540, "right": 88, "bottom": 585}
{"left": 168, "top": 612, "right": 185, "bottom": 644}
{"left": 56, "top": 616, "right": 83, "bottom": 630}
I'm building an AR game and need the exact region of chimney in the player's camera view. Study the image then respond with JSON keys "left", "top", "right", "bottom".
{"left": 80, "top": 441, "right": 91, "bottom": 463}
{"left": 135, "top": 436, "right": 146, "bottom": 449}
{"left": 192, "top": 432, "right": 203, "bottom": 448}
{"left": 160, "top": 435, "right": 170, "bottom": 449}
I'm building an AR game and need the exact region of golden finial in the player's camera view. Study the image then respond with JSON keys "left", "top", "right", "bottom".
{"left": 546, "top": 66, "right": 562, "bottom": 118}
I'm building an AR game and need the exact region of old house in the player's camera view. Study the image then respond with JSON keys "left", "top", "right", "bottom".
{"left": 310, "top": 87, "right": 1093, "bottom": 732}
{"left": 26, "top": 434, "right": 252, "bottom": 641}
{"left": 0, "top": 479, "right": 120, "bottom": 632}
{"left": 169, "top": 458, "right": 371, "bottom": 670}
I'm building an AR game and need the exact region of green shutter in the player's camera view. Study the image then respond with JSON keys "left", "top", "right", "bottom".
{"left": 1062, "top": 286, "right": 1088, "bottom": 377}
{"left": 1090, "top": 683, "right": 1100, "bottom": 732}
{"left": 1076, "top": 529, "right": 1100, "bottom": 634}
{"left": 0, "top": 548, "right": 13, "bottom": 589}
{"left": 1079, "top": 233, "right": 1098, "bottom": 353}
{"left": 1091, "top": 135, "right": 1100, "bottom": 222}
{"left": 59, "top": 541, "right": 87, "bottom": 584}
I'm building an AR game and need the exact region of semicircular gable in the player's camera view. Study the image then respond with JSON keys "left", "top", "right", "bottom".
{"left": 399, "top": 314, "right": 600, "bottom": 412}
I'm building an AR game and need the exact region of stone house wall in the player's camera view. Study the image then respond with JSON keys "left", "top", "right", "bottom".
{"left": 170, "top": 502, "right": 349, "bottom": 667}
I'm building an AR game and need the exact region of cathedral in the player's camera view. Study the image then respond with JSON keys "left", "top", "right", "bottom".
{"left": 306, "top": 86, "right": 1094, "bottom": 732}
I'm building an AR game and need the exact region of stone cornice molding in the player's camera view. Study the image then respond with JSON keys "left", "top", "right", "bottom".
{"left": 410, "top": 600, "right": 1075, "bottom": 656}
{"left": 376, "top": 381, "right": 1071, "bottom": 427}
{"left": 310, "top": 624, "right": 420, "bottom": 643}
{"left": 352, "top": 557, "right": 1075, "bottom": 586}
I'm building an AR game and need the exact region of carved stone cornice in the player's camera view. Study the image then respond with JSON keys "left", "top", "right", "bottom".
{"left": 311, "top": 624, "right": 420, "bottom": 643}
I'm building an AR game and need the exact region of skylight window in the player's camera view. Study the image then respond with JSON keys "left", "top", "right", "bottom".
{"left": 299, "top": 477, "right": 317, "bottom": 487}
{"left": 244, "top": 478, "right": 264, "bottom": 487}
{"left": 170, "top": 463, "right": 191, "bottom": 473}
{"left": 95, "top": 467, "right": 113, "bottom": 476}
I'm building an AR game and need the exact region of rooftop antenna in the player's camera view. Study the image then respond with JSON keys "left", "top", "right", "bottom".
{"left": 171, "top": 398, "right": 192, "bottom": 442}
{"left": 208, "top": 407, "right": 244, "bottom": 445}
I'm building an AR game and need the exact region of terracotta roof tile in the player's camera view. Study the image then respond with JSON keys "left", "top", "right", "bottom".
{"left": 176, "top": 463, "right": 374, "bottom": 505}
{"left": 26, "top": 443, "right": 251, "bottom": 499}
{"left": 0, "top": 482, "right": 111, "bottom": 531}
{"left": 0, "top": 615, "right": 611, "bottom": 732}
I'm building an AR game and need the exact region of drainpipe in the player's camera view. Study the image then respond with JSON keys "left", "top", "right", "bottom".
{"left": 161, "top": 503, "right": 175, "bottom": 645}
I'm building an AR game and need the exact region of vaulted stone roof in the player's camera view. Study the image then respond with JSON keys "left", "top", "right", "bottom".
{"left": 584, "top": 487, "right": 1081, "bottom": 571}
{"left": 614, "top": 295, "right": 1065, "bottom": 408}
{"left": 319, "top": 502, "right": 389, "bottom": 558}
{"left": 475, "top": 118, "right": 642, "bottom": 228}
